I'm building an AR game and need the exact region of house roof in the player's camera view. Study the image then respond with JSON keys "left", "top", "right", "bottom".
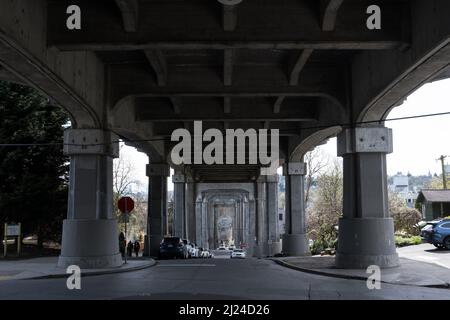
{"left": 417, "top": 190, "right": 450, "bottom": 203}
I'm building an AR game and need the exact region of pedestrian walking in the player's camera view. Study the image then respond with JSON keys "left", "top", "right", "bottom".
{"left": 127, "top": 240, "right": 133, "bottom": 257}
{"left": 119, "top": 232, "right": 126, "bottom": 257}
{"left": 134, "top": 240, "right": 141, "bottom": 257}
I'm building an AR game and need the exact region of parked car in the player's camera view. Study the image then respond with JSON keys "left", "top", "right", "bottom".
{"left": 230, "top": 248, "right": 246, "bottom": 259}
{"left": 159, "top": 237, "right": 188, "bottom": 259}
{"left": 421, "top": 218, "right": 450, "bottom": 249}
{"left": 200, "top": 248, "right": 213, "bottom": 259}
{"left": 227, "top": 245, "right": 236, "bottom": 251}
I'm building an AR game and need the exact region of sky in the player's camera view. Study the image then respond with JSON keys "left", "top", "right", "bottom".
{"left": 122, "top": 78, "right": 450, "bottom": 191}
{"left": 318, "top": 78, "right": 450, "bottom": 176}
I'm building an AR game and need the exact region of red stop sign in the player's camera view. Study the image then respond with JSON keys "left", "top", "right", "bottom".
{"left": 118, "top": 196, "right": 134, "bottom": 213}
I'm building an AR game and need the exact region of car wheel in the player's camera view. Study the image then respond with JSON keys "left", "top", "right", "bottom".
{"left": 444, "top": 237, "right": 450, "bottom": 250}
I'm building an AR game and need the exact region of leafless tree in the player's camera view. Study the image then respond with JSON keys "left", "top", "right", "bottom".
{"left": 113, "top": 151, "right": 147, "bottom": 239}
{"left": 304, "top": 148, "right": 330, "bottom": 209}
{"left": 306, "top": 159, "right": 343, "bottom": 248}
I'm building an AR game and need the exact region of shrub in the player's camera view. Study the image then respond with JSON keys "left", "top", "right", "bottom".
{"left": 395, "top": 235, "right": 422, "bottom": 247}
{"left": 390, "top": 193, "right": 422, "bottom": 235}
{"left": 310, "top": 237, "right": 337, "bottom": 255}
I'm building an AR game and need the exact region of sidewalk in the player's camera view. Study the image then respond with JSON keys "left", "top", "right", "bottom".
{"left": 272, "top": 254, "right": 450, "bottom": 288}
{"left": 0, "top": 257, "right": 156, "bottom": 281}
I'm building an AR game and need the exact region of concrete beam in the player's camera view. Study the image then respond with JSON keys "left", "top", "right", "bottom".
{"left": 224, "top": 49, "right": 234, "bottom": 86}
{"left": 224, "top": 97, "right": 232, "bottom": 114}
{"left": 273, "top": 96, "right": 285, "bottom": 114}
{"left": 115, "top": 0, "right": 139, "bottom": 32}
{"left": 47, "top": 0, "right": 409, "bottom": 51}
{"left": 169, "top": 97, "right": 182, "bottom": 114}
{"left": 0, "top": 66, "right": 27, "bottom": 85}
{"left": 144, "top": 50, "right": 167, "bottom": 87}
{"left": 0, "top": 1, "right": 106, "bottom": 129}
{"left": 110, "top": 64, "right": 346, "bottom": 107}
{"left": 354, "top": 0, "right": 450, "bottom": 122}
{"left": 218, "top": 0, "right": 243, "bottom": 31}
{"left": 135, "top": 98, "right": 319, "bottom": 122}
{"left": 320, "top": 0, "right": 344, "bottom": 31}
{"left": 138, "top": 114, "right": 317, "bottom": 123}
{"left": 289, "top": 49, "right": 314, "bottom": 86}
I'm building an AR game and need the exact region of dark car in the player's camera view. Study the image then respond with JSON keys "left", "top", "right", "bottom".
{"left": 159, "top": 237, "right": 188, "bottom": 259}
{"left": 421, "top": 219, "right": 450, "bottom": 249}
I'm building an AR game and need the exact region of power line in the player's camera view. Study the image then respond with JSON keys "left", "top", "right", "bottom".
{"left": 0, "top": 110, "right": 450, "bottom": 148}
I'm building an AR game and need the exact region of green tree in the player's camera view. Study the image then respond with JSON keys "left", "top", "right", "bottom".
{"left": 0, "top": 81, "right": 69, "bottom": 246}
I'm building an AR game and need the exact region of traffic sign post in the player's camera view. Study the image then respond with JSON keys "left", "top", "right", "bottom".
{"left": 118, "top": 197, "right": 134, "bottom": 264}
{"left": 3, "top": 223, "right": 21, "bottom": 257}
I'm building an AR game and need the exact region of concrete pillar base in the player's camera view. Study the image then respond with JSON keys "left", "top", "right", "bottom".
{"left": 149, "top": 234, "right": 163, "bottom": 257}
{"left": 143, "top": 235, "right": 150, "bottom": 257}
{"left": 336, "top": 217, "right": 399, "bottom": 269}
{"left": 58, "top": 219, "right": 123, "bottom": 269}
{"left": 267, "top": 241, "right": 282, "bottom": 257}
{"left": 282, "top": 234, "right": 310, "bottom": 256}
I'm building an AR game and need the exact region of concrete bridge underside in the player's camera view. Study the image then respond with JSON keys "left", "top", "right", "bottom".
{"left": 1, "top": 0, "right": 450, "bottom": 268}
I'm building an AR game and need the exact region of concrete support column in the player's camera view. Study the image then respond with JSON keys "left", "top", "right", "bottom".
{"left": 162, "top": 177, "right": 168, "bottom": 236}
{"left": 173, "top": 171, "right": 186, "bottom": 238}
{"left": 282, "top": 162, "right": 310, "bottom": 256}
{"left": 266, "top": 174, "right": 281, "bottom": 256}
{"left": 185, "top": 175, "right": 196, "bottom": 242}
{"left": 255, "top": 176, "right": 267, "bottom": 257}
{"left": 336, "top": 127, "right": 399, "bottom": 269}
{"left": 145, "top": 163, "right": 169, "bottom": 257}
{"left": 195, "top": 196, "right": 203, "bottom": 247}
{"left": 247, "top": 197, "right": 256, "bottom": 257}
{"left": 58, "top": 129, "right": 122, "bottom": 269}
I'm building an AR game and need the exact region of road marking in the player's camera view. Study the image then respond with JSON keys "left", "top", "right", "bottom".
{"left": 156, "top": 264, "right": 216, "bottom": 267}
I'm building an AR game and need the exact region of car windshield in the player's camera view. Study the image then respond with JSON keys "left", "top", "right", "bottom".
{"left": 163, "top": 237, "right": 180, "bottom": 244}
{"left": 234, "top": 249, "right": 243, "bottom": 252}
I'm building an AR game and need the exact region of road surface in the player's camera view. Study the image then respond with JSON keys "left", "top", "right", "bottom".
{"left": 0, "top": 257, "right": 449, "bottom": 300}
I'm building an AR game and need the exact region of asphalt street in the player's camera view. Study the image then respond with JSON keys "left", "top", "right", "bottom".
{"left": 398, "top": 244, "right": 450, "bottom": 269}
{"left": 0, "top": 257, "right": 450, "bottom": 300}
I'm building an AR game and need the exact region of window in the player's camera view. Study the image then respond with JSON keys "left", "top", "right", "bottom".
{"left": 279, "top": 214, "right": 283, "bottom": 221}
{"left": 440, "top": 223, "right": 450, "bottom": 229}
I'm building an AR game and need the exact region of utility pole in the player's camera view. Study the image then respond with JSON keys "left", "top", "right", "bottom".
{"left": 437, "top": 155, "right": 448, "bottom": 189}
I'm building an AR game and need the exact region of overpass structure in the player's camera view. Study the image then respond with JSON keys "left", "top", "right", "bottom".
{"left": 0, "top": 0, "right": 449, "bottom": 269}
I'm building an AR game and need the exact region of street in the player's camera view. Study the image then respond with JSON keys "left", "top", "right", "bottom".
{"left": 0, "top": 257, "right": 449, "bottom": 300}
{"left": 398, "top": 243, "right": 450, "bottom": 269}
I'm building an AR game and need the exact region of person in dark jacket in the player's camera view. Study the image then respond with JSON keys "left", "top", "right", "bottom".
{"left": 134, "top": 240, "right": 141, "bottom": 257}
{"left": 119, "top": 232, "right": 126, "bottom": 257}
{"left": 127, "top": 240, "right": 133, "bottom": 257}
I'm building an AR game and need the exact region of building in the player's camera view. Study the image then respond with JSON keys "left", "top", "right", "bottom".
{"left": 389, "top": 173, "right": 418, "bottom": 208}
{"left": 416, "top": 190, "right": 450, "bottom": 221}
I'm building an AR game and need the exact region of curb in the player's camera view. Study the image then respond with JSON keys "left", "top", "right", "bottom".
{"left": 270, "top": 258, "right": 450, "bottom": 289}
{"left": 22, "top": 259, "right": 157, "bottom": 280}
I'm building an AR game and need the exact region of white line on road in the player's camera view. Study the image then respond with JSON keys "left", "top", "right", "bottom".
{"left": 156, "top": 264, "right": 216, "bottom": 267}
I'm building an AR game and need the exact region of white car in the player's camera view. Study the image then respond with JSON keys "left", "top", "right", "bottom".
{"left": 230, "top": 249, "right": 246, "bottom": 259}
{"left": 200, "top": 249, "right": 213, "bottom": 258}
